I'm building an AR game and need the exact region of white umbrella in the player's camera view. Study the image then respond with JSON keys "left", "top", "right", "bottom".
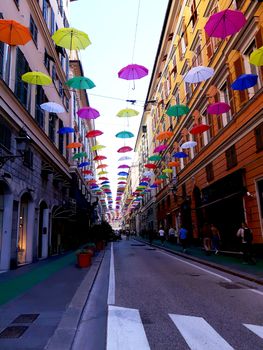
{"left": 181, "top": 141, "right": 197, "bottom": 149}
{"left": 143, "top": 170, "right": 154, "bottom": 177}
{"left": 40, "top": 102, "right": 65, "bottom": 113}
{"left": 118, "top": 156, "right": 132, "bottom": 161}
{"left": 184, "top": 66, "right": 214, "bottom": 84}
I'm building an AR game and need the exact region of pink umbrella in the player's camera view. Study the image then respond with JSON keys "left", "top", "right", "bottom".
{"left": 118, "top": 64, "right": 148, "bottom": 80}
{"left": 204, "top": 9, "right": 246, "bottom": 39}
{"left": 77, "top": 107, "right": 100, "bottom": 119}
{"left": 154, "top": 144, "right": 168, "bottom": 153}
{"left": 117, "top": 146, "right": 133, "bottom": 153}
{"left": 118, "top": 164, "right": 130, "bottom": 168}
{"left": 207, "top": 102, "right": 231, "bottom": 115}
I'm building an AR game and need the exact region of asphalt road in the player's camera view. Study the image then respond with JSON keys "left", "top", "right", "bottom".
{"left": 105, "top": 239, "right": 263, "bottom": 350}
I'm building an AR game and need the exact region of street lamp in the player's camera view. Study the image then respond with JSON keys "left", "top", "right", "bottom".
{"left": 0, "top": 129, "right": 31, "bottom": 168}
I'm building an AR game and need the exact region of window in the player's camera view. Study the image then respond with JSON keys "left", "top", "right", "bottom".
{"left": 23, "top": 148, "right": 33, "bottom": 169}
{"left": 35, "top": 86, "right": 46, "bottom": 129}
{"left": 43, "top": 0, "right": 50, "bottom": 24}
{"left": 49, "top": 113, "right": 57, "bottom": 143}
{"left": 244, "top": 41, "right": 262, "bottom": 93}
{"left": 44, "top": 49, "right": 51, "bottom": 73}
{"left": 225, "top": 145, "right": 237, "bottom": 170}
{"left": 15, "top": 48, "right": 31, "bottom": 110}
{"left": 205, "top": 6, "right": 220, "bottom": 60}
{"left": 233, "top": 56, "right": 248, "bottom": 106}
{"left": 255, "top": 123, "right": 263, "bottom": 152}
{"left": 190, "top": 31, "right": 203, "bottom": 67}
{"left": 220, "top": 83, "right": 233, "bottom": 125}
{"left": 58, "top": 119, "right": 64, "bottom": 154}
{"left": 50, "top": 8, "right": 55, "bottom": 35}
{"left": 13, "top": 0, "right": 19, "bottom": 8}
{"left": 0, "top": 120, "right": 11, "bottom": 151}
{"left": 178, "top": 18, "right": 188, "bottom": 60}
{"left": 30, "top": 15, "right": 38, "bottom": 47}
{"left": 52, "top": 64, "right": 57, "bottom": 81}
{"left": 190, "top": 0, "right": 198, "bottom": 28}
{"left": 206, "top": 162, "right": 214, "bottom": 182}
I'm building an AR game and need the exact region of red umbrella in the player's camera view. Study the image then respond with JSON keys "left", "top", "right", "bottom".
{"left": 207, "top": 102, "right": 231, "bottom": 115}
{"left": 82, "top": 170, "right": 93, "bottom": 174}
{"left": 86, "top": 130, "right": 103, "bottom": 138}
{"left": 117, "top": 146, "right": 133, "bottom": 153}
{"left": 118, "top": 181, "right": 127, "bottom": 184}
{"left": 154, "top": 144, "right": 168, "bottom": 153}
{"left": 118, "top": 64, "right": 148, "bottom": 80}
{"left": 77, "top": 107, "right": 100, "bottom": 119}
{"left": 145, "top": 163, "right": 156, "bottom": 169}
{"left": 99, "top": 177, "right": 109, "bottom": 180}
{"left": 190, "top": 124, "right": 210, "bottom": 135}
{"left": 94, "top": 155, "right": 107, "bottom": 161}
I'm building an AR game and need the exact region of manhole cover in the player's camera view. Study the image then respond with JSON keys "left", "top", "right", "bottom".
{"left": 130, "top": 244, "right": 145, "bottom": 246}
{"left": 12, "top": 314, "right": 39, "bottom": 324}
{"left": 0, "top": 326, "right": 28, "bottom": 338}
{"left": 219, "top": 282, "right": 244, "bottom": 289}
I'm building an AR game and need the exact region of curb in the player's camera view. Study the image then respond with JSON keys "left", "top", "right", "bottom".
{"left": 44, "top": 249, "right": 106, "bottom": 350}
{"left": 136, "top": 238, "right": 263, "bottom": 286}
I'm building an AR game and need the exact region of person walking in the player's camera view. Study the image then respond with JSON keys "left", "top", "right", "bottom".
{"left": 159, "top": 227, "right": 165, "bottom": 246}
{"left": 211, "top": 224, "right": 221, "bottom": 254}
{"left": 202, "top": 222, "right": 212, "bottom": 255}
{"left": 179, "top": 226, "right": 188, "bottom": 253}
{"left": 168, "top": 226, "right": 177, "bottom": 243}
{"left": 236, "top": 222, "right": 255, "bottom": 264}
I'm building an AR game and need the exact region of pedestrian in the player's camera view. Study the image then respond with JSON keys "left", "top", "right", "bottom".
{"left": 179, "top": 226, "right": 188, "bottom": 253}
{"left": 159, "top": 227, "right": 165, "bottom": 246}
{"left": 236, "top": 222, "right": 255, "bottom": 264}
{"left": 211, "top": 224, "right": 221, "bottom": 255}
{"left": 168, "top": 226, "right": 177, "bottom": 243}
{"left": 202, "top": 222, "right": 212, "bottom": 255}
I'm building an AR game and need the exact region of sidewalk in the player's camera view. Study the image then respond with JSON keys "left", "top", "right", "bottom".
{"left": 136, "top": 237, "right": 263, "bottom": 285}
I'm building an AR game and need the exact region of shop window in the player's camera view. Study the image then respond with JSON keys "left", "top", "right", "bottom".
{"left": 15, "top": 48, "right": 31, "bottom": 110}
{"left": 206, "top": 162, "right": 214, "bottom": 182}
{"left": 225, "top": 145, "right": 237, "bottom": 170}
{"left": 0, "top": 120, "right": 11, "bottom": 151}
{"left": 255, "top": 123, "right": 263, "bottom": 152}
{"left": 30, "top": 15, "right": 38, "bottom": 47}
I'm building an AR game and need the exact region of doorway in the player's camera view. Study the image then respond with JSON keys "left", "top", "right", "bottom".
{"left": 17, "top": 193, "right": 30, "bottom": 265}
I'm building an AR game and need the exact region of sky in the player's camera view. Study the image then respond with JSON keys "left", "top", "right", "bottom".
{"left": 70, "top": 0, "right": 169, "bottom": 209}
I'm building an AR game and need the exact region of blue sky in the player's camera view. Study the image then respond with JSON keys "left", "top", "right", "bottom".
{"left": 70, "top": 0, "right": 169, "bottom": 209}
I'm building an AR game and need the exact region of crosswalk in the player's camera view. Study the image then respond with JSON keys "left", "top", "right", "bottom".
{"left": 106, "top": 305, "right": 263, "bottom": 350}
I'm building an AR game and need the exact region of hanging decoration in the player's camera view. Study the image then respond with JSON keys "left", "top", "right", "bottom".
{"left": 52, "top": 27, "right": 91, "bottom": 50}
{"left": 181, "top": 141, "right": 197, "bottom": 149}
{"left": 249, "top": 46, "right": 263, "bottom": 66}
{"left": 231, "top": 74, "right": 258, "bottom": 90}
{"left": 65, "top": 76, "right": 95, "bottom": 90}
{"left": 86, "top": 130, "right": 103, "bottom": 138}
{"left": 167, "top": 104, "right": 190, "bottom": 117}
{"left": 77, "top": 107, "right": 100, "bottom": 119}
{"left": 115, "top": 131, "right": 134, "bottom": 138}
{"left": 116, "top": 109, "right": 139, "bottom": 117}
{"left": 0, "top": 19, "right": 32, "bottom": 45}
{"left": 154, "top": 144, "right": 168, "bottom": 153}
{"left": 22, "top": 72, "right": 52, "bottom": 85}
{"left": 156, "top": 131, "right": 173, "bottom": 141}
{"left": 40, "top": 102, "right": 65, "bottom": 113}
{"left": 66, "top": 142, "right": 82, "bottom": 149}
{"left": 207, "top": 102, "right": 231, "bottom": 115}
{"left": 184, "top": 66, "right": 214, "bottom": 83}
{"left": 57, "top": 127, "right": 75, "bottom": 134}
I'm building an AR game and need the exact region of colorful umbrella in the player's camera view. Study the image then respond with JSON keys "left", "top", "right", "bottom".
{"left": 156, "top": 131, "right": 173, "bottom": 141}
{"left": 181, "top": 141, "right": 197, "bottom": 149}
{"left": 0, "top": 19, "right": 31, "bottom": 46}
{"left": 22, "top": 72, "right": 52, "bottom": 85}
{"left": 99, "top": 177, "right": 109, "bottom": 180}
{"left": 78, "top": 161, "right": 90, "bottom": 168}
{"left": 184, "top": 66, "right": 214, "bottom": 83}
{"left": 118, "top": 181, "right": 127, "bottom": 184}
{"left": 148, "top": 155, "right": 162, "bottom": 161}
{"left": 91, "top": 145, "right": 106, "bottom": 151}
{"left": 116, "top": 109, "right": 139, "bottom": 117}
{"left": 154, "top": 144, "right": 168, "bottom": 153}
{"left": 189, "top": 124, "right": 210, "bottom": 135}
{"left": 231, "top": 74, "right": 258, "bottom": 90}
{"left": 117, "top": 146, "right": 133, "bottom": 153}
{"left": 57, "top": 127, "right": 75, "bottom": 134}
{"left": 173, "top": 151, "right": 188, "bottom": 158}
{"left": 66, "top": 142, "right": 82, "bottom": 149}
{"left": 52, "top": 27, "right": 91, "bottom": 50}
{"left": 77, "top": 107, "right": 100, "bottom": 119}
{"left": 145, "top": 163, "right": 157, "bottom": 169}
{"left": 168, "top": 161, "right": 180, "bottom": 167}
{"left": 118, "top": 165, "right": 130, "bottom": 168}
{"left": 154, "top": 179, "right": 163, "bottom": 185}
{"left": 101, "top": 181, "right": 110, "bottom": 184}
{"left": 98, "top": 170, "right": 108, "bottom": 175}
{"left": 97, "top": 164, "right": 108, "bottom": 169}
{"left": 204, "top": 9, "right": 246, "bottom": 39}
{"left": 162, "top": 168, "right": 173, "bottom": 173}
{"left": 150, "top": 184, "right": 158, "bottom": 189}
{"left": 82, "top": 170, "right": 93, "bottom": 175}
{"left": 118, "top": 64, "right": 148, "bottom": 80}
{"left": 65, "top": 76, "right": 95, "bottom": 90}
{"left": 94, "top": 155, "right": 107, "bottom": 161}
{"left": 40, "top": 102, "right": 65, "bottom": 113}
{"left": 118, "top": 171, "right": 129, "bottom": 176}
{"left": 249, "top": 46, "right": 263, "bottom": 66}
{"left": 115, "top": 131, "right": 134, "bottom": 138}
{"left": 207, "top": 102, "right": 231, "bottom": 114}
{"left": 158, "top": 174, "right": 168, "bottom": 179}
{"left": 73, "top": 151, "right": 87, "bottom": 159}
{"left": 118, "top": 156, "right": 132, "bottom": 161}
{"left": 167, "top": 104, "right": 190, "bottom": 117}
{"left": 86, "top": 130, "right": 103, "bottom": 138}
{"left": 118, "top": 177, "right": 127, "bottom": 180}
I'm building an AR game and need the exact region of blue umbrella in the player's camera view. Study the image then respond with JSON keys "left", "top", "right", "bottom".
{"left": 139, "top": 182, "right": 149, "bottom": 186}
{"left": 150, "top": 184, "right": 158, "bottom": 188}
{"left": 173, "top": 151, "right": 188, "bottom": 158}
{"left": 101, "top": 181, "right": 110, "bottom": 184}
{"left": 118, "top": 171, "right": 129, "bottom": 176}
{"left": 231, "top": 74, "right": 258, "bottom": 90}
{"left": 57, "top": 127, "right": 75, "bottom": 134}
{"left": 78, "top": 161, "right": 90, "bottom": 167}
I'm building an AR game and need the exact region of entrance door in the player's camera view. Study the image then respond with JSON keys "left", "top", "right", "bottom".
{"left": 18, "top": 197, "right": 28, "bottom": 264}
{"left": 257, "top": 179, "right": 263, "bottom": 233}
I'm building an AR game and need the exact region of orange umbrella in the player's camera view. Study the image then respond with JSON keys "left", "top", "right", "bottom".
{"left": 66, "top": 142, "right": 82, "bottom": 148}
{"left": 97, "top": 164, "right": 108, "bottom": 169}
{"left": 156, "top": 131, "right": 173, "bottom": 141}
{"left": 168, "top": 161, "right": 180, "bottom": 167}
{"left": 0, "top": 19, "right": 31, "bottom": 45}
{"left": 154, "top": 179, "right": 163, "bottom": 185}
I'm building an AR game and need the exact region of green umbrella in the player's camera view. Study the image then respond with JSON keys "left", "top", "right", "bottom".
{"left": 66, "top": 76, "right": 95, "bottom": 90}
{"left": 158, "top": 174, "right": 168, "bottom": 179}
{"left": 115, "top": 130, "right": 134, "bottom": 138}
{"left": 72, "top": 152, "right": 88, "bottom": 160}
{"left": 166, "top": 104, "right": 190, "bottom": 117}
{"left": 148, "top": 154, "right": 162, "bottom": 161}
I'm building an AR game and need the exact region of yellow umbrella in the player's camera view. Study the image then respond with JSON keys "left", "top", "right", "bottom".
{"left": 162, "top": 168, "right": 173, "bottom": 173}
{"left": 52, "top": 27, "right": 91, "bottom": 50}
{"left": 116, "top": 108, "right": 139, "bottom": 117}
{"left": 98, "top": 170, "right": 108, "bottom": 175}
{"left": 91, "top": 145, "right": 106, "bottom": 151}
{"left": 22, "top": 72, "right": 52, "bottom": 85}
{"left": 249, "top": 46, "right": 263, "bottom": 66}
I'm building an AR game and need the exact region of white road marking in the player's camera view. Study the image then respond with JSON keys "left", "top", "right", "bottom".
{"left": 169, "top": 314, "right": 234, "bottom": 350}
{"left": 107, "top": 243, "right": 115, "bottom": 305}
{"left": 243, "top": 324, "right": 263, "bottom": 339}
{"left": 248, "top": 289, "right": 263, "bottom": 297}
{"left": 159, "top": 250, "right": 232, "bottom": 282}
{"left": 107, "top": 305, "right": 151, "bottom": 350}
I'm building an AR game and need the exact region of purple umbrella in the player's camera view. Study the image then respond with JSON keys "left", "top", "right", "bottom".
{"left": 207, "top": 102, "right": 231, "bottom": 115}
{"left": 154, "top": 144, "right": 168, "bottom": 153}
{"left": 118, "top": 64, "right": 148, "bottom": 80}
{"left": 204, "top": 9, "right": 246, "bottom": 39}
{"left": 77, "top": 106, "right": 100, "bottom": 119}
{"left": 118, "top": 164, "right": 130, "bottom": 169}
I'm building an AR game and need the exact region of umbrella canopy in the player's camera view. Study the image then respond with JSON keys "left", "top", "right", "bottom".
{"left": 82, "top": 170, "right": 93, "bottom": 175}
{"left": 40, "top": 102, "right": 65, "bottom": 113}
{"left": 158, "top": 174, "right": 168, "bottom": 179}
{"left": 52, "top": 27, "right": 91, "bottom": 50}
{"left": 150, "top": 184, "right": 158, "bottom": 189}
{"left": 99, "top": 177, "right": 109, "bottom": 180}
{"left": 156, "top": 131, "right": 173, "bottom": 141}
{"left": 207, "top": 102, "right": 231, "bottom": 114}
{"left": 181, "top": 141, "right": 197, "bottom": 149}
{"left": 78, "top": 161, "right": 90, "bottom": 168}
{"left": 154, "top": 144, "right": 168, "bottom": 153}
{"left": 98, "top": 170, "right": 108, "bottom": 175}
{"left": 118, "top": 164, "right": 130, "bottom": 168}
{"left": 118, "top": 156, "right": 132, "bottom": 161}
{"left": 162, "top": 168, "right": 173, "bottom": 173}
{"left": 116, "top": 109, "right": 139, "bottom": 118}
{"left": 189, "top": 124, "right": 210, "bottom": 135}
{"left": 173, "top": 151, "right": 188, "bottom": 158}
{"left": 117, "top": 146, "right": 133, "bottom": 153}
{"left": 148, "top": 154, "right": 162, "bottom": 161}
{"left": 97, "top": 164, "right": 108, "bottom": 169}
{"left": 101, "top": 181, "right": 110, "bottom": 184}
{"left": 168, "top": 161, "right": 180, "bottom": 167}
{"left": 204, "top": 9, "right": 246, "bottom": 39}
{"left": 72, "top": 151, "right": 87, "bottom": 159}
{"left": 91, "top": 145, "right": 106, "bottom": 151}
{"left": 0, "top": 19, "right": 31, "bottom": 45}
{"left": 249, "top": 46, "right": 263, "bottom": 66}
{"left": 154, "top": 179, "right": 163, "bottom": 185}
{"left": 118, "top": 177, "right": 127, "bottom": 180}
{"left": 65, "top": 76, "right": 95, "bottom": 90}
{"left": 231, "top": 74, "right": 258, "bottom": 90}
{"left": 167, "top": 104, "right": 190, "bottom": 117}
{"left": 118, "top": 64, "right": 148, "bottom": 80}
{"left": 22, "top": 72, "right": 51, "bottom": 85}
{"left": 94, "top": 155, "right": 107, "bottom": 161}
{"left": 145, "top": 163, "right": 157, "bottom": 169}
{"left": 115, "top": 131, "right": 134, "bottom": 138}
{"left": 66, "top": 142, "right": 82, "bottom": 149}
{"left": 57, "top": 127, "right": 75, "bottom": 134}
{"left": 184, "top": 66, "right": 214, "bottom": 83}
{"left": 86, "top": 130, "right": 103, "bottom": 138}
{"left": 77, "top": 107, "right": 100, "bottom": 119}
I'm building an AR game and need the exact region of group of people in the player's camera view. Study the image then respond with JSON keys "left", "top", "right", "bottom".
{"left": 158, "top": 226, "right": 188, "bottom": 252}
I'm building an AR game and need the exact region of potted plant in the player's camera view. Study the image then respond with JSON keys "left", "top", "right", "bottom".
{"left": 76, "top": 249, "right": 92, "bottom": 268}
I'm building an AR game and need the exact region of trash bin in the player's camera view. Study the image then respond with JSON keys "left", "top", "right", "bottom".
{"left": 76, "top": 251, "right": 92, "bottom": 268}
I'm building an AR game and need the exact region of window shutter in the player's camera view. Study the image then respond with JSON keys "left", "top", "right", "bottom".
{"left": 183, "top": 22, "right": 188, "bottom": 46}
{"left": 255, "top": 27, "right": 263, "bottom": 77}
{"left": 255, "top": 123, "right": 263, "bottom": 151}
{"left": 178, "top": 39, "right": 183, "bottom": 60}
{"left": 205, "top": 32, "right": 213, "bottom": 60}
{"left": 227, "top": 75, "right": 235, "bottom": 114}
{"left": 233, "top": 57, "right": 248, "bottom": 105}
